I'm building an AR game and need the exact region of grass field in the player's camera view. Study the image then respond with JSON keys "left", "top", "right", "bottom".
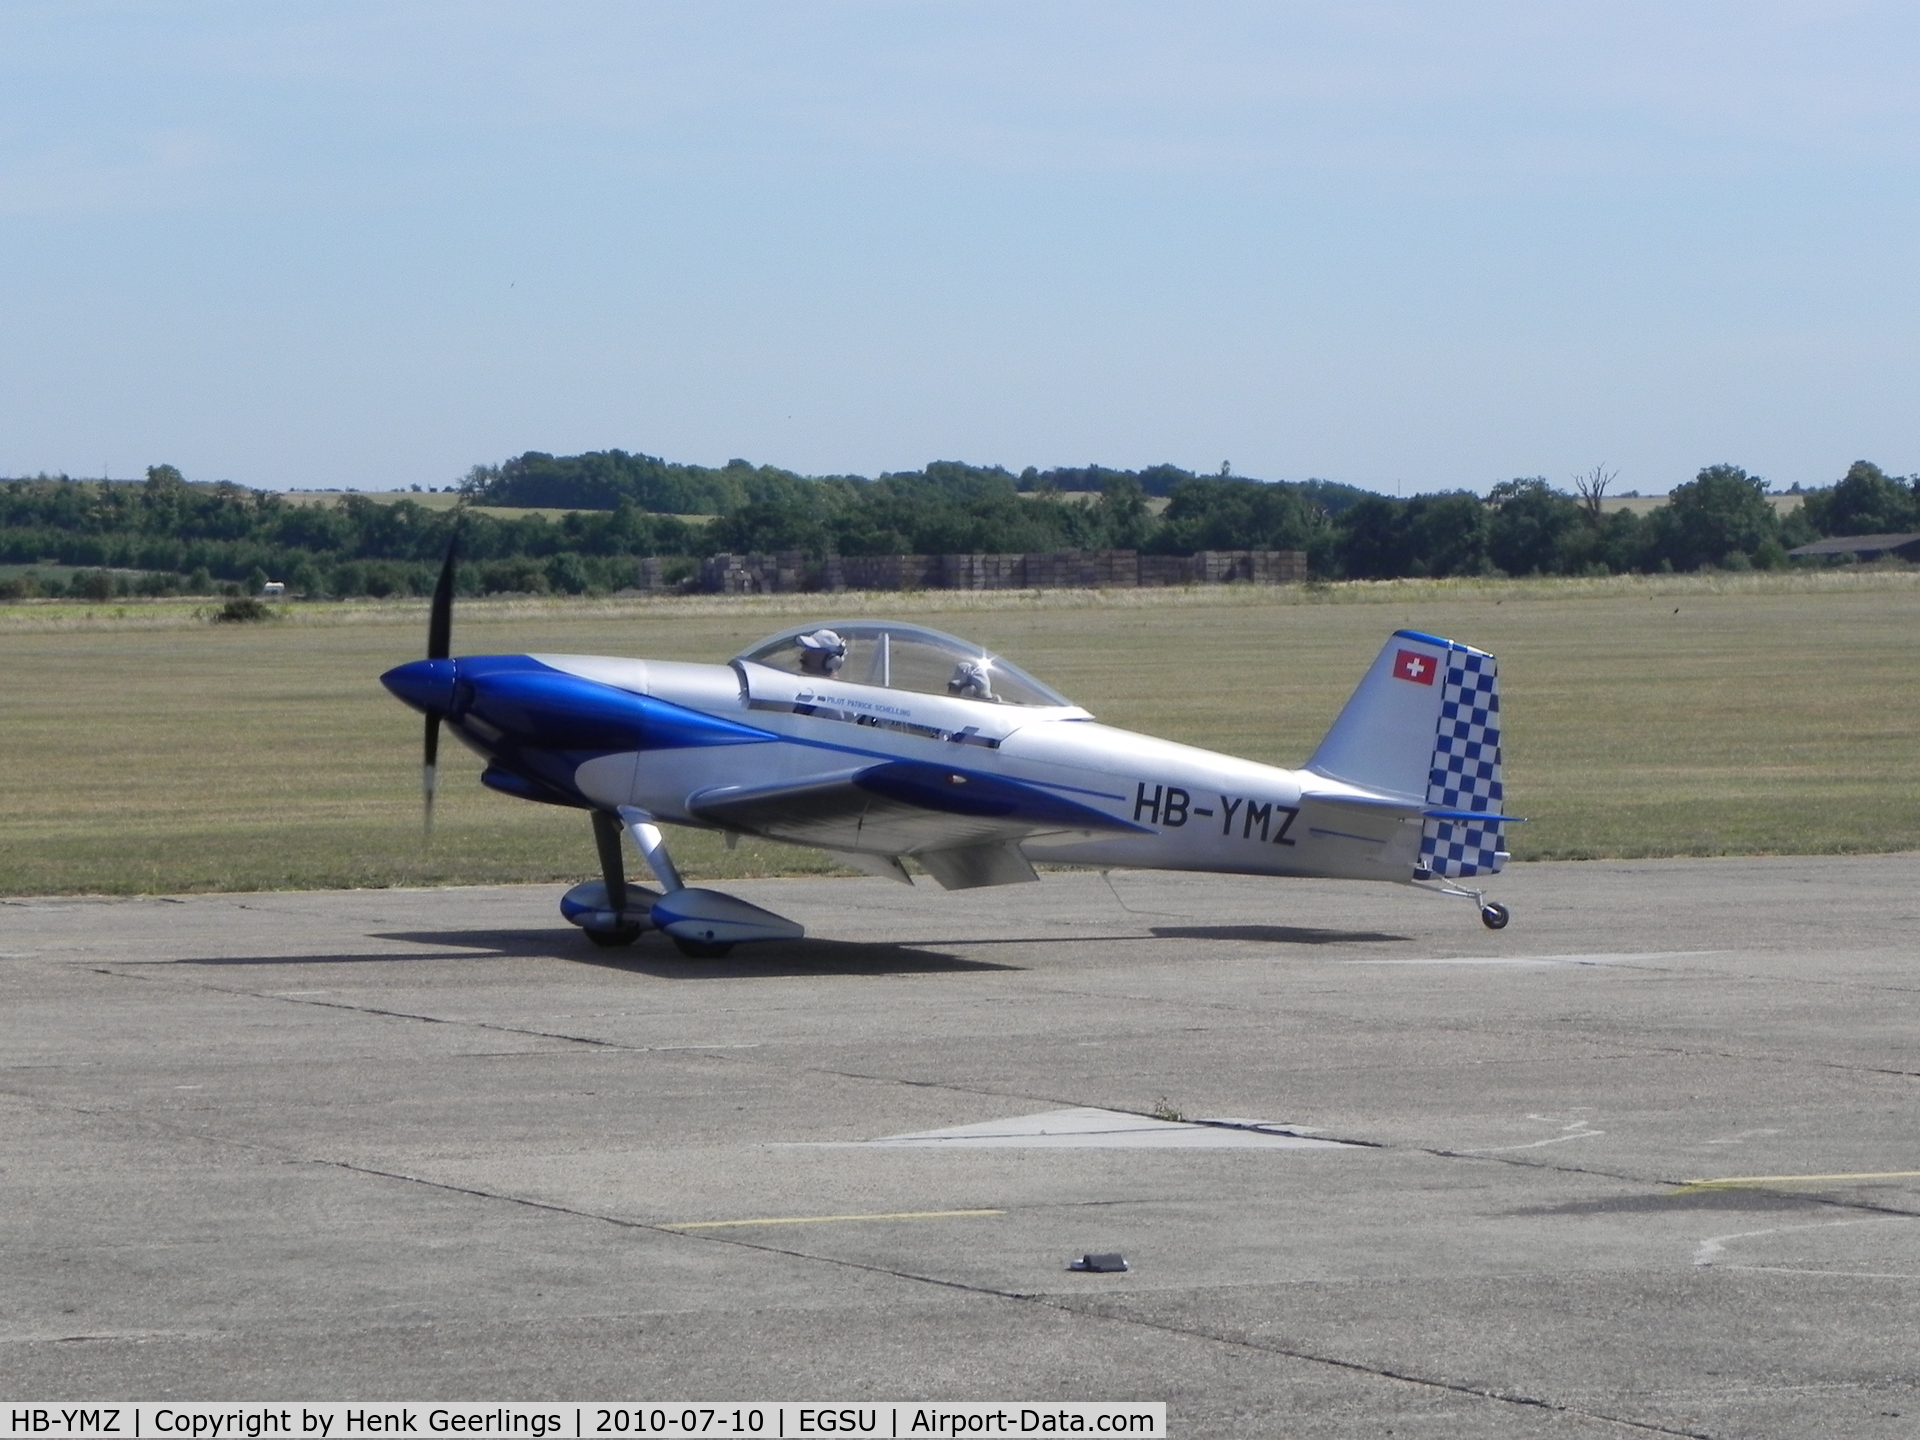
{"left": 2, "top": 569, "right": 1915, "bottom": 895}
{"left": 274, "top": 490, "right": 712, "bottom": 523}
{"left": 1600, "top": 492, "right": 1805, "bottom": 516}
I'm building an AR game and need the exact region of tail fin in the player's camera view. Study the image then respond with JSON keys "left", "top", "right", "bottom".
{"left": 1306, "top": 630, "right": 1508, "bottom": 878}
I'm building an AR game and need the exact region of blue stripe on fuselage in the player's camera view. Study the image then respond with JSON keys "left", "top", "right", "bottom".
{"left": 424, "top": 654, "right": 1133, "bottom": 820}
{"left": 437, "top": 655, "right": 775, "bottom": 806}
{"left": 853, "top": 760, "right": 1153, "bottom": 833}
{"left": 454, "top": 655, "right": 776, "bottom": 751}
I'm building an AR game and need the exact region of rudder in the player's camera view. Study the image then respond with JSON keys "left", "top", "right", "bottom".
{"left": 1419, "top": 645, "right": 1506, "bottom": 879}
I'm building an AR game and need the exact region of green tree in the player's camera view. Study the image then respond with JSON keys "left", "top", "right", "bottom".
{"left": 1801, "top": 460, "right": 1919, "bottom": 537}
{"left": 1332, "top": 495, "right": 1407, "bottom": 579}
{"left": 1487, "top": 479, "right": 1583, "bottom": 575}
{"left": 544, "top": 552, "right": 592, "bottom": 594}
{"left": 1649, "top": 464, "right": 1778, "bottom": 570}
{"left": 1401, "top": 493, "right": 1493, "bottom": 577}
{"left": 1093, "top": 474, "right": 1154, "bottom": 550}
{"left": 1154, "top": 477, "right": 1331, "bottom": 560}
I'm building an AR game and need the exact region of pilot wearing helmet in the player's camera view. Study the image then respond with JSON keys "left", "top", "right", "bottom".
{"left": 947, "top": 658, "right": 994, "bottom": 700}
{"left": 796, "top": 628, "right": 847, "bottom": 677}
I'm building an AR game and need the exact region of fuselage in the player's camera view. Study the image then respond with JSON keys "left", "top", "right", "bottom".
{"left": 392, "top": 649, "right": 1422, "bottom": 886}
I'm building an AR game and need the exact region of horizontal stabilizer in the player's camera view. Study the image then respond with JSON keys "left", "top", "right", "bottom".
{"left": 1298, "top": 784, "right": 1523, "bottom": 828}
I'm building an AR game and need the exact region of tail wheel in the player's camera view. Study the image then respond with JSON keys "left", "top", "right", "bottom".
{"left": 1480, "top": 902, "right": 1511, "bottom": 930}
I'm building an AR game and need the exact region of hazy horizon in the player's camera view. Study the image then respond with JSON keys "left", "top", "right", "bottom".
{"left": 5, "top": 4, "right": 1915, "bottom": 497}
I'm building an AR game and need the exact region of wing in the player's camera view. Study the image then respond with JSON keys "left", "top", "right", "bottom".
{"left": 685, "top": 760, "right": 1149, "bottom": 889}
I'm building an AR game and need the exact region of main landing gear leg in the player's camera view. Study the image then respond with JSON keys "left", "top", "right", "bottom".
{"left": 1413, "top": 869, "right": 1511, "bottom": 930}
{"left": 619, "top": 807, "right": 734, "bottom": 958}
{"left": 618, "top": 805, "right": 685, "bottom": 894}
{"left": 585, "top": 810, "right": 644, "bottom": 948}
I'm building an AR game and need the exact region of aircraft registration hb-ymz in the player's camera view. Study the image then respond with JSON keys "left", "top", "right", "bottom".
{"left": 382, "top": 544, "right": 1519, "bottom": 957}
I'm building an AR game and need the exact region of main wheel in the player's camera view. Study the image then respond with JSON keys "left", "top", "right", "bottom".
{"left": 1480, "top": 902, "right": 1510, "bottom": 930}
{"left": 672, "top": 935, "right": 735, "bottom": 958}
{"left": 583, "top": 924, "right": 642, "bottom": 948}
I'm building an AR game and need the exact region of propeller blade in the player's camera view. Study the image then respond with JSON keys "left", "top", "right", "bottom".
{"left": 423, "top": 713, "right": 441, "bottom": 844}
{"left": 423, "top": 530, "right": 457, "bottom": 842}
{"left": 427, "top": 532, "right": 458, "bottom": 661}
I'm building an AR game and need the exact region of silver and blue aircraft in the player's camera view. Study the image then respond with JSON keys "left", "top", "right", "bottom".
{"left": 382, "top": 547, "right": 1517, "bottom": 955}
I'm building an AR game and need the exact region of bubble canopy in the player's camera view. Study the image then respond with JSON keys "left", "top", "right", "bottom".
{"left": 736, "top": 621, "right": 1075, "bottom": 708}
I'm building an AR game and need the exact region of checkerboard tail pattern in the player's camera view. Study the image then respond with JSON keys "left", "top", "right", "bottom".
{"left": 1421, "top": 649, "right": 1505, "bottom": 878}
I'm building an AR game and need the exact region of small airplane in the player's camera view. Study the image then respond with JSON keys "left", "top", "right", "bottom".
{"left": 382, "top": 544, "right": 1517, "bottom": 956}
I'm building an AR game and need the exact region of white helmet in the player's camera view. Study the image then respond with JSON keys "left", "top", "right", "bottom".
{"left": 948, "top": 658, "right": 993, "bottom": 699}
{"left": 796, "top": 628, "right": 847, "bottom": 673}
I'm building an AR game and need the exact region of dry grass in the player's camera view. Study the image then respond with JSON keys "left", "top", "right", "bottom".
{"left": 272, "top": 491, "right": 711, "bottom": 522}
{"left": 2, "top": 570, "right": 1915, "bottom": 895}
{"left": 1600, "top": 493, "right": 1806, "bottom": 516}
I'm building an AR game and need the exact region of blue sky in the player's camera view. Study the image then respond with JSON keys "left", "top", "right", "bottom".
{"left": 3, "top": 2, "right": 1915, "bottom": 494}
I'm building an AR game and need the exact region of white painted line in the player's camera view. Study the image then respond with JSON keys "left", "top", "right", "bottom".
{"left": 1347, "top": 951, "right": 1723, "bottom": 967}
{"left": 786, "top": 1106, "right": 1358, "bottom": 1150}
{"left": 1461, "top": 1127, "right": 1604, "bottom": 1153}
{"left": 1694, "top": 1218, "right": 1884, "bottom": 1268}
{"left": 1714, "top": 1266, "right": 1920, "bottom": 1280}
{"left": 1679, "top": 1169, "right": 1920, "bottom": 1190}
{"left": 1702, "top": 1128, "right": 1784, "bottom": 1146}
{"left": 1458, "top": 1113, "right": 1605, "bottom": 1153}
{"left": 665, "top": 1208, "right": 1005, "bottom": 1231}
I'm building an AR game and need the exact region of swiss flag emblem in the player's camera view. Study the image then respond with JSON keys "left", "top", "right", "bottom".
{"left": 1393, "top": 649, "right": 1438, "bottom": 685}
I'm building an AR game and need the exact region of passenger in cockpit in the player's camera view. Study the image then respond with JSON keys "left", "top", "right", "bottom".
{"left": 947, "top": 659, "right": 994, "bottom": 700}
{"left": 796, "top": 628, "right": 847, "bottom": 677}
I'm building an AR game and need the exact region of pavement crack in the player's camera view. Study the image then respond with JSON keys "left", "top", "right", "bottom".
{"left": 1401, "top": 1146, "right": 1920, "bottom": 1219}
{"left": 90, "top": 965, "right": 645, "bottom": 1052}
{"left": 800, "top": 1064, "right": 1178, "bottom": 1121}
{"left": 309, "top": 1158, "right": 1705, "bottom": 1437}
{"left": 1034, "top": 1299, "right": 1718, "bottom": 1439}
{"left": 312, "top": 1158, "right": 669, "bottom": 1231}
{"left": 1605, "top": 1038, "right": 1920, "bottom": 1083}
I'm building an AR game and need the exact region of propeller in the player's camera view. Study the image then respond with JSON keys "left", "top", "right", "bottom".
{"left": 422, "top": 532, "right": 459, "bottom": 843}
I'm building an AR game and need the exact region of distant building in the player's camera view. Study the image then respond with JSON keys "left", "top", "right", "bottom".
{"left": 261, "top": 581, "right": 286, "bottom": 596}
{"left": 1787, "top": 533, "right": 1920, "bottom": 562}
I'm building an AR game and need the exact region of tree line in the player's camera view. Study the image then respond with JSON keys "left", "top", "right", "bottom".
{"left": 1, "top": 455, "right": 1913, "bottom": 601}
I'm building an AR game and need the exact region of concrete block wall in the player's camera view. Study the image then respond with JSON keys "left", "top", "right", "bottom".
{"left": 835, "top": 553, "right": 944, "bottom": 592}
{"left": 1137, "top": 554, "right": 1197, "bottom": 586}
{"left": 699, "top": 551, "right": 809, "bottom": 594}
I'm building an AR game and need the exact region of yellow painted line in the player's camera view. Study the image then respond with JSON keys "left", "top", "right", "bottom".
{"left": 663, "top": 1208, "right": 1006, "bottom": 1232}
{"left": 1675, "top": 1170, "right": 1920, "bottom": 1192}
